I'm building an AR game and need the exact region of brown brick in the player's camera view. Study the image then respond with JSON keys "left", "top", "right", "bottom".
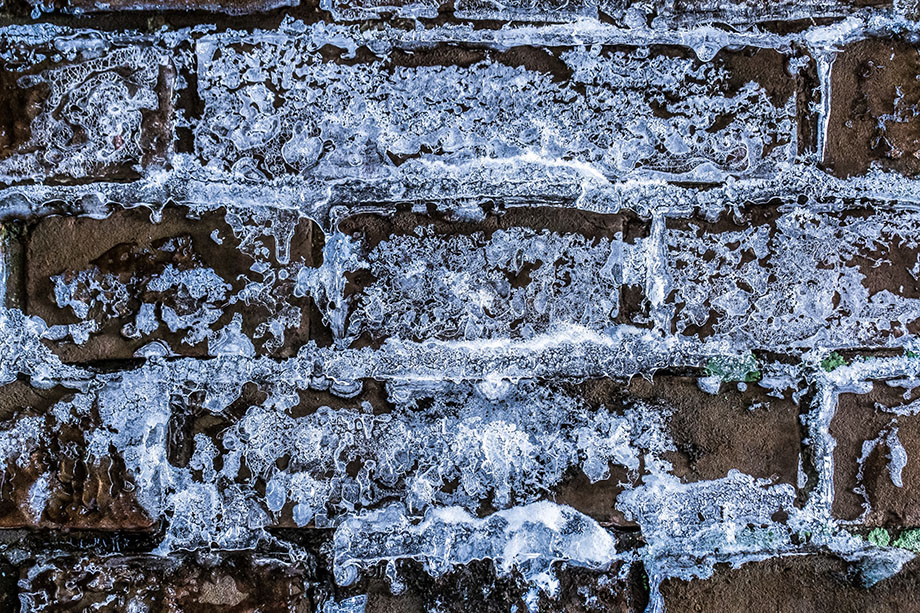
{"left": 196, "top": 39, "right": 804, "bottom": 183}
{"left": 329, "top": 0, "right": 888, "bottom": 25}
{"left": 665, "top": 205, "right": 920, "bottom": 351}
{"left": 552, "top": 464, "right": 639, "bottom": 527}
{"left": 362, "top": 558, "right": 648, "bottom": 613}
{"left": 584, "top": 375, "right": 802, "bottom": 486}
{"left": 338, "top": 207, "right": 652, "bottom": 347}
{"left": 25, "top": 206, "right": 323, "bottom": 361}
{"left": 19, "top": 553, "right": 314, "bottom": 612}
{"left": 660, "top": 555, "right": 920, "bottom": 613}
{"left": 0, "top": 557, "right": 15, "bottom": 613}
{"left": 165, "top": 376, "right": 644, "bottom": 528}
{"left": 0, "top": 44, "right": 173, "bottom": 185}
{"left": 0, "top": 379, "right": 153, "bottom": 531}
{"left": 832, "top": 380, "right": 920, "bottom": 526}
{"left": 30, "top": 0, "right": 297, "bottom": 14}
{"left": 825, "top": 37, "right": 920, "bottom": 177}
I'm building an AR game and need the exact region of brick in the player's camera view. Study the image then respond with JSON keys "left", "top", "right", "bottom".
{"left": 632, "top": 375, "right": 801, "bottom": 485}
{"left": 339, "top": 204, "right": 920, "bottom": 352}
{"left": 337, "top": 207, "right": 652, "bottom": 347}
{"left": 825, "top": 38, "right": 920, "bottom": 177}
{"left": 25, "top": 206, "right": 323, "bottom": 361}
{"left": 0, "top": 557, "right": 15, "bottom": 613}
{"left": 163, "top": 376, "right": 644, "bottom": 529}
{"left": 28, "top": 0, "right": 297, "bottom": 14}
{"left": 664, "top": 205, "right": 920, "bottom": 351}
{"left": 328, "top": 0, "right": 887, "bottom": 24}
{"left": 195, "top": 39, "right": 803, "bottom": 183}
{"left": 328, "top": 0, "right": 605, "bottom": 21}
{"left": 162, "top": 372, "right": 794, "bottom": 531}
{"left": 361, "top": 558, "right": 648, "bottom": 613}
{"left": 0, "top": 379, "right": 154, "bottom": 530}
{"left": 662, "top": 0, "right": 890, "bottom": 27}
{"left": 0, "top": 43, "right": 173, "bottom": 185}
{"left": 660, "top": 555, "right": 920, "bottom": 613}
{"left": 832, "top": 380, "right": 920, "bottom": 526}
{"left": 582, "top": 375, "right": 802, "bottom": 487}
{"left": 18, "top": 553, "right": 314, "bottom": 612}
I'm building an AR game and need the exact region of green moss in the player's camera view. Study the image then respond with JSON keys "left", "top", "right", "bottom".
{"left": 705, "top": 352, "right": 762, "bottom": 383}
{"left": 867, "top": 527, "right": 891, "bottom": 547}
{"left": 821, "top": 352, "right": 846, "bottom": 372}
{"left": 893, "top": 529, "right": 920, "bottom": 552}
{"left": 0, "top": 223, "right": 22, "bottom": 242}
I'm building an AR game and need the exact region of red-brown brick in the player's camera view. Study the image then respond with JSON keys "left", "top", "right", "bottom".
{"left": 0, "top": 380, "right": 154, "bottom": 531}
{"left": 24, "top": 206, "right": 323, "bottom": 361}
{"left": 18, "top": 553, "right": 314, "bottom": 611}
{"left": 660, "top": 555, "right": 920, "bottom": 613}
{"left": 825, "top": 37, "right": 920, "bottom": 177}
{"left": 832, "top": 380, "right": 920, "bottom": 526}
{"left": 0, "top": 43, "right": 173, "bottom": 185}
{"left": 28, "top": 0, "right": 298, "bottom": 14}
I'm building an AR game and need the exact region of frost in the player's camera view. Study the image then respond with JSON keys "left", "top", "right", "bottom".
{"left": 666, "top": 207, "right": 920, "bottom": 351}
{"left": 886, "top": 428, "right": 908, "bottom": 488}
{"left": 322, "top": 595, "right": 367, "bottom": 613}
{"left": 27, "top": 472, "right": 51, "bottom": 520}
{"left": 3, "top": 12, "right": 920, "bottom": 605}
{"left": 0, "top": 45, "right": 167, "bottom": 184}
{"left": 195, "top": 36, "right": 795, "bottom": 184}
{"left": 332, "top": 502, "right": 620, "bottom": 599}
{"left": 349, "top": 226, "right": 645, "bottom": 343}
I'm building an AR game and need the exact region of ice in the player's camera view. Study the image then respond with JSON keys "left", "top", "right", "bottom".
{"left": 332, "top": 502, "right": 620, "bottom": 598}
{"left": 3, "top": 11, "right": 920, "bottom": 605}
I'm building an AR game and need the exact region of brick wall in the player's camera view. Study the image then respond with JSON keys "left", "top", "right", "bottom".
{"left": 2, "top": 0, "right": 920, "bottom": 611}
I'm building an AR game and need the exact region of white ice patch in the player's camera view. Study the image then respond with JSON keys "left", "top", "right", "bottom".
{"left": 332, "top": 502, "right": 620, "bottom": 598}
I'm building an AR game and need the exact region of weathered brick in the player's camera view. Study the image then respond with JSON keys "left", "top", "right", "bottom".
{"left": 338, "top": 204, "right": 920, "bottom": 353}
{"left": 660, "top": 555, "right": 920, "bottom": 613}
{"left": 832, "top": 380, "right": 920, "bottom": 526}
{"left": 25, "top": 206, "right": 323, "bottom": 361}
{"left": 578, "top": 375, "right": 802, "bottom": 486}
{"left": 825, "top": 37, "right": 920, "bottom": 177}
{"left": 0, "top": 43, "right": 173, "bottom": 185}
{"left": 328, "top": 0, "right": 888, "bottom": 24}
{"left": 195, "top": 38, "right": 804, "bottom": 183}
{"left": 0, "top": 379, "right": 154, "bottom": 530}
{"left": 28, "top": 0, "right": 297, "bottom": 14}
{"left": 631, "top": 375, "right": 802, "bottom": 485}
{"left": 664, "top": 205, "right": 920, "bottom": 351}
{"left": 361, "top": 558, "right": 648, "bottom": 613}
{"left": 337, "top": 207, "right": 652, "bottom": 347}
{"left": 663, "top": 0, "right": 890, "bottom": 27}
{"left": 161, "top": 376, "right": 643, "bottom": 530}
{"left": 328, "top": 0, "right": 606, "bottom": 20}
{"left": 18, "top": 553, "right": 314, "bottom": 611}
{"left": 159, "top": 372, "right": 796, "bottom": 532}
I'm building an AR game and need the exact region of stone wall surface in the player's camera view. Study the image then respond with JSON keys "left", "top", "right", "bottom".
{"left": 2, "top": 0, "right": 920, "bottom": 611}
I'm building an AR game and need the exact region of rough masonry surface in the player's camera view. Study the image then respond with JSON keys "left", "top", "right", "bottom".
{"left": 2, "top": 0, "right": 920, "bottom": 611}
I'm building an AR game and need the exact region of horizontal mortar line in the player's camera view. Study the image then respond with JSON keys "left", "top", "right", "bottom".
{"left": 0, "top": 11, "right": 914, "bottom": 56}
{"left": 1, "top": 338, "right": 903, "bottom": 387}
{"left": 4, "top": 164, "right": 920, "bottom": 229}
